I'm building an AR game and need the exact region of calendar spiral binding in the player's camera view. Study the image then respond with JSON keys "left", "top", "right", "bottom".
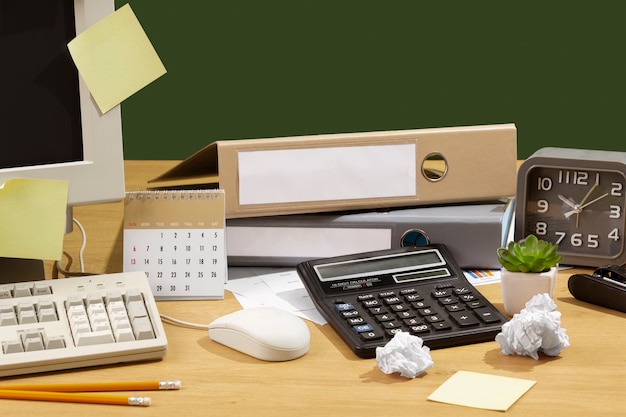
{"left": 125, "top": 189, "right": 224, "bottom": 202}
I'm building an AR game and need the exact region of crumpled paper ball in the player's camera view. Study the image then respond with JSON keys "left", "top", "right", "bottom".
{"left": 495, "top": 293, "right": 570, "bottom": 360}
{"left": 376, "top": 331, "right": 434, "bottom": 378}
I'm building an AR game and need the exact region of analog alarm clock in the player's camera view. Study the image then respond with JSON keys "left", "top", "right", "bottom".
{"left": 515, "top": 147, "right": 626, "bottom": 267}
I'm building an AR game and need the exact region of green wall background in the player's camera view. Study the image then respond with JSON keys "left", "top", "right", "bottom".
{"left": 116, "top": 1, "right": 625, "bottom": 161}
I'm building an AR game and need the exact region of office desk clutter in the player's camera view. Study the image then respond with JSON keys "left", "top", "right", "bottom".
{"left": 497, "top": 234, "right": 562, "bottom": 316}
{"left": 226, "top": 199, "right": 514, "bottom": 270}
{"left": 148, "top": 124, "right": 517, "bottom": 218}
{"left": 376, "top": 331, "right": 434, "bottom": 378}
{"left": 495, "top": 294, "right": 570, "bottom": 360}
{"left": 296, "top": 245, "right": 508, "bottom": 358}
{"left": 207, "top": 307, "right": 310, "bottom": 361}
{"left": 122, "top": 189, "right": 227, "bottom": 300}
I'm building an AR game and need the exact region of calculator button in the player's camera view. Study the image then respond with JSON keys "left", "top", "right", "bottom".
{"left": 375, "top": 313, "right": 395, "bottom": 322}
{"left": 395, "top": 310, "right": 416, "bottom": 319}
{"left": 341, "top": 310, "right": 360, "bottom": 319}
{"left": 383, "top": 296, "right": 402, "bottom": 305}
{"left": 445, "top": 303, "right": 465, "bottom": 312}
{"left": 411, "top": 300, "right": 430, "bottom": 309}
{"left": 334, "top": 303, "right": 355, "bottom": 312}
{"left": 408, "top": 324, "right": 430, "bottom": 334}
{"left": 353, "top": 323, "right": 375, "bottom": 334}
{"left": 389, "top": 304, "right": 410, "bottom": 313}
{"left": 432, "top": 288, "right": 453, "bottom": 298}
{"left": 347, "top": 317, "right": 365, "bottom": 326}
{"left": 449, "top": 311, "right": 480, "bottom": 327}
{"left": 438, "top": 296, "right": 458, "bottom": 305}
{"left": 362, "top": 299, "right": 381, "bottom": 308}
{"left": 466, "top": 300, "right": 485, "bottom": 309}
{"left": 424, "top": 314, "right": 444, "bottom": 323}
{"left": 378, "top": 291, "right": 396, "bottom": 298}
{"left": 359, "top": 330, "right": 383, "bottom": 341}
{"left": 459, "top": 293, "right": 477, "bottom": 302}
{"left": 431, "top": 320, "right": 453, "bottom": 331}
{"left": 381, "top": 320, "right": 402, "bottom": 329}
{"left": 454, "top": 286, "right": 471, "bottom": 295}
{"left": 417, "top": 308, "right": 436, "bottom": 316}
{"left": 385, "top": 328, "right": 404, "bottom": 337}
{"left": 403, "top": 317, "right": 423, "bottom": 326}
{"left": 368, "top": 306, "right": 388, "bottom": 315}
{"left": 474, "top": 308, "right": 501, "bottom": 323}
{"left": 404, "top": 293, "right": 424, "bottom": 302}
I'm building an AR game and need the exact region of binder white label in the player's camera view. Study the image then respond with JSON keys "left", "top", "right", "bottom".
{"left": 237, "top": 144, "right": 416, "bottom": 205}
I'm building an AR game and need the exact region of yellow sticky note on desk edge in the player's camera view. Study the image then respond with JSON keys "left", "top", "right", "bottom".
{"left": 0, "top": 179, "right": 69, "bottom": 261}
{"left": 427, "top": 370, "right": 537, "bottom": 412}
{"left": 67, "top": 3, "right": 167, "bottom": 114}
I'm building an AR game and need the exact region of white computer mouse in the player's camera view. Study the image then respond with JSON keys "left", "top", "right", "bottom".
{"left": 208, "top": 307, "right": 310, "bottom": 361}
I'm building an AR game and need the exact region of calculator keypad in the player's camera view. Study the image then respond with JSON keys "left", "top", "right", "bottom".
{"left": 333, "top": 284, "right": 503, "bottom": 346}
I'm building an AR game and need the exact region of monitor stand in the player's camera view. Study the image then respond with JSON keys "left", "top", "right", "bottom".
{"left": 0, "top": 258, "right": 45, "bottom": 283}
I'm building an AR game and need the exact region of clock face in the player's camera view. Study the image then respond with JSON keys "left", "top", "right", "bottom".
{"left": 521, "top": 165, "right": 626, "bottom": 262}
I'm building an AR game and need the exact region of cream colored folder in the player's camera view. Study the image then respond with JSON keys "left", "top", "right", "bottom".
{"left": 149, "top": 124, "right": 517, "bottom": 219}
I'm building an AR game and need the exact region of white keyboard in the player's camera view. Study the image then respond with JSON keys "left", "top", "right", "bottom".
{"left": 0, "top": 271, "right": 167, "bottom": 377}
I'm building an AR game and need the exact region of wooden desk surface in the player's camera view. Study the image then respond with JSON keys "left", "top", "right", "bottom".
{"left": 5, "top": 161, "right": 624, "bottom": 415}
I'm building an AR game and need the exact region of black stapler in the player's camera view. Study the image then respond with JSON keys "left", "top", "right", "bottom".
{"left": 568, "top": 265, "right": 626, "bottom": 314}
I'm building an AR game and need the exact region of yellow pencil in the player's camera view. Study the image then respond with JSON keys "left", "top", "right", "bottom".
{"left": 0, "top": 380, "right": 181, "bottom": 392}
{"left": 0, "top": 389, "right": 150, "bottom": 406}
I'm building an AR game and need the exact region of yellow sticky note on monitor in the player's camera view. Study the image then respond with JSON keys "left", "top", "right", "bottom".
{"left": 0, "top": 179, "right": 69, "bottom": 261}
{"left": 67, "top": 4, "right": 167, "bottom": 114}
{"left": 427, "top": 371, "right": 536, "bottom": 412}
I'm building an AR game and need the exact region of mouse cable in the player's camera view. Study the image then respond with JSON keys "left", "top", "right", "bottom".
{"left": 159, "top": 314, "right": 209, "bottom": 330}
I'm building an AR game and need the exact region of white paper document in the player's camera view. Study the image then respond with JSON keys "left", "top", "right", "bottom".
{"left": 226, "top": 268, "right": 326, "bottom": 325}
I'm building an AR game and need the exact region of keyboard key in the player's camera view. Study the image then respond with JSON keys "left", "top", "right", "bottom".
{"left": 13, "top": 283, "right": 33, "bottom": 298}
{"left": 132, "top": 317, "right": 155, "bottom": 340}
{"left": 33, "top": 282, "right": 52, "bottom": 296}
{"left": 2, "top": 339, "right": 23, "bottom": 354}
{"left": 0, "top": 285, "right": 13, "bottom": 299}
{"left": 0, "top": 312, "right": 17, "bottom": 327}
{"left": 43, "top": 335, "right": 66, "bottom": 350}
{"left": 22, "top": 330, "right": 45, "bottom": 351}
{"left": 126, "top": 300, "right": 148, "bottom": 321}
{"left": 74, "top": 330, "right": 115, "bottom": 346}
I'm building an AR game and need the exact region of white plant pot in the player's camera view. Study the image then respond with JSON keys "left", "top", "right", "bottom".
{"left": 500, "top": 267, "right": 557, "bottom": 316}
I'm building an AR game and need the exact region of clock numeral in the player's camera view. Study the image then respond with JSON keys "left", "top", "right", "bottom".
{"left": 537, "top": 177, "right": 553, "bottom": 191}
{"left": 535, "top": 222, "right": 548, "bottom": 236}
{"left": 567, "top": 233, "right": 598, "bottom": 248}
{"left": 611, "top": 182, "right": 623, "bottom": 196}
{"left": 558, "top": 170, "right": 589, "bottom": 185}
{"left": 610, "top": 205, "right": 621, "bottom": 219}
{"left": 537, "top": 199, "right": 549, "bottom": 213}
{"left": 554, "top": 231, "right": 620, "bottom": 247}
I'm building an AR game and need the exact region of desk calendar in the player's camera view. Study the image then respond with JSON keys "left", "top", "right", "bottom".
{"left": 123, "top": 190, "right": 227, "bottom": 300}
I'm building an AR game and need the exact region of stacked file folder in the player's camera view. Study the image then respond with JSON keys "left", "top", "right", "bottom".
{"left": 150, "top": 124, "right": 518, "bottom": 269}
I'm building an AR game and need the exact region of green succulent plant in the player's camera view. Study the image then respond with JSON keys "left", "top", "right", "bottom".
{"left": 497, "top": 234, "right": 562, "bottom": 273}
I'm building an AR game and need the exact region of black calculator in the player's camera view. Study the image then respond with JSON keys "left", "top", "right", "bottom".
{"left": 297, "top": 245, "right": 508, "bottom": 358}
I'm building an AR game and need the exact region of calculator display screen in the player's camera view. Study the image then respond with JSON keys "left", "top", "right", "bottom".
{"left": 315, "top": 249, "right": 444, "bottom": 281}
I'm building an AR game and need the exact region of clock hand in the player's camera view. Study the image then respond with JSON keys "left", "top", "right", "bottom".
{"left": 578, "top": 180, "right": 599, "bottom": 207}
{"left": 563, "top": 178, "right": 601, "bottom": 228}
{"left": 564, "top": 192, "right": 609, "bottom": 217}
{"left": 558, "top": 194, "right": 578, "bottom": 209}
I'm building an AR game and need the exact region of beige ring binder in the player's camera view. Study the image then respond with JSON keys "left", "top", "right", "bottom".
{"left": 148, "top": 124, "right": 517, "bottom": 219}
